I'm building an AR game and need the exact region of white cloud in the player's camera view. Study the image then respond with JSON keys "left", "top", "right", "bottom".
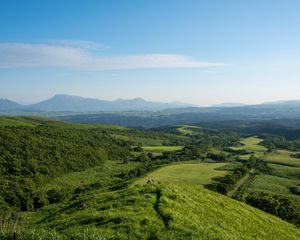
{"left": 0, "top": 42, "right": 224, "bottom": 70}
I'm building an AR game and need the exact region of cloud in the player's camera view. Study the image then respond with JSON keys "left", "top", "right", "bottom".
{"left": 0, "top": 42, "right": 224, "bottom": 70}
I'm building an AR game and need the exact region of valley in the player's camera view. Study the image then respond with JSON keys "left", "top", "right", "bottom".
{"left": 1, "top": 116, "right": 300, "bottom": 239}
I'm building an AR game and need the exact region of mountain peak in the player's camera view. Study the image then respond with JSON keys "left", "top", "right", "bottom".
{"left": 0, "top": 98, "right": 21, "bottom": 111}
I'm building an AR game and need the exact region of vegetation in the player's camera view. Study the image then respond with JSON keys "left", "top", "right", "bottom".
{"left": 1, "top": 117, "right": 300, "bottom": 239}
{"left": 2, "top": 184, "right": 300, "bottom": 240}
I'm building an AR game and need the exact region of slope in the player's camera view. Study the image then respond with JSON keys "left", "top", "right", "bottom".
{"left": 11, "top": 183, "right": 300, "bottom": 240}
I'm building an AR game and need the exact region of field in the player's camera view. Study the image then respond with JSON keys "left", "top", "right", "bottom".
{"left": 135, "top": 162, "right": 230, "bottom": 186}
{"left": 266, "top": 150, "right": 300, "bottom": 167}
{"left": 268, "top": 163, "right": 300, "bottom": 179}
{"left": 177, "top": 125, "right": 201, "bottom": 135}
{"left": 230, "top": 136, "right": 267, "bottom": 159}
{"left": 0, "top": 116, "right": 38, "bottom": 127}
{"left": 244, "top": 174, "right": 300, "bottom": 199}
{"left": 0, "top": 116, "right": 127, "bottom": 130}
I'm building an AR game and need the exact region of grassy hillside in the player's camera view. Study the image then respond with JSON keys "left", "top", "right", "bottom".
{"left": 0, "top": 116, "right": 38, "bottom": 127}
{"left": 3, "top": 184, "right": 300, "bottom": 240}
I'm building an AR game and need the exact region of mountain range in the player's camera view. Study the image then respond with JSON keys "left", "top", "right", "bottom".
{"left": 0, "top": 94, "right": 196, "bottom": 112}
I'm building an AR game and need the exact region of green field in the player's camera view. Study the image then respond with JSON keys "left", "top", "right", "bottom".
{"left": 0, "top": 116, "right": 38, "bottom": 127}
{"left": 230, "top": 137, "right": 267, "bottom": 158}
{"left": 268, "top": 163, "right": 300, "bottom": 179}
{"left": 135, "top": 162, "right": 230, "bottom": 186}
{"left": 0, "top": 116, "right": 127, "bottom": 130}
{"left": 245, "top": 174, "right": 300, "bottom": 199}
{"left": 266, "top": 150, "right": 300, "bottom": 167}
{"left": 177, "top": 125, "right": 201, "bottom": 135}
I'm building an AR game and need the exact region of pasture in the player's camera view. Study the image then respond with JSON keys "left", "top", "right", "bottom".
{"left": 268, "top": 163, "right": 300, "bottom": 179}
{"left": 266, "top": 150, "right": 300, "bottom": 167}
{"left": 245, "top": 174, "right": 300, "bottom": 199}
{"left": 229, "top": 136, "right": 267, "bottom": 159}
{"left": 177, "top": 125, "right": 201, "bottom": 135}
{"left": 135, "top": 162, "right": 230, "bottom": 186}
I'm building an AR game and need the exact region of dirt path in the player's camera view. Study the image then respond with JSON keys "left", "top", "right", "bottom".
{"left": 229, "top": 169, "right": 256, "bottom": 198}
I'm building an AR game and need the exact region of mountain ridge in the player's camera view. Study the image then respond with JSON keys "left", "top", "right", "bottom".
{"left": 0, "top": 94, "right": 196, "bottom": 112}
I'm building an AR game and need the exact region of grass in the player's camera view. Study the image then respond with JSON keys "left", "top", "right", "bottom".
{"left": 39, "top": 160, "right": 140, "bottom": 193}
{"left": 0, "top": 116, "right": 127, "bottom": 130}
{"left": 268, "top": 163, "right": 300, "bottom": 179}
{"left": 0, "top": 116, "right": 38, "bottom": 127}
{"left": 134, "top": 162, "right": 230, "bottom": 186}
{"left": 244, "top": 174, "right": 300, "bottom": 199}
{"left": 230, "top": 137, "right": 267, "bottom": 157}
{"left": 13, "top": 184, "right": 300, "bottom": 240}
{"left": 177, "top": 125, "right": 201, "bottom": 135}
{"left": 266, "top": 150, "right": 300, "bottom": 167}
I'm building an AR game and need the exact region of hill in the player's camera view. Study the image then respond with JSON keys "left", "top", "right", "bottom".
{"left": 0, "top": 99, "right": 21, "bottom": 111}
{"left": 3, "top": 184, "right": 299, "bottom": 239}
{"left": 211, "top": 102, "right": 247, "bottom": 108}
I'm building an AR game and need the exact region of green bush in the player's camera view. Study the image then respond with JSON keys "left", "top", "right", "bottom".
{"left": 246, "top": 191, "right": 300, "bottom": 225}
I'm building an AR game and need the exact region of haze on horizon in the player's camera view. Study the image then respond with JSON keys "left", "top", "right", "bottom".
{"left": 1, "top": 0, "right": 300, "bottom": 106}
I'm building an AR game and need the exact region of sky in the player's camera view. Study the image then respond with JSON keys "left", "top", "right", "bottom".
{"left": 0, "top": 0, "right": 300, "bottom": 106}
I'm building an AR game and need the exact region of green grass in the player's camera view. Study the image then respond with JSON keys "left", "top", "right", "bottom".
{"left": 245, "top": 174, "right": 300, "bottom": 199}
{"left": 15, "top": 184, "right": 300, "bottom": 240}
{"left": 39, "top": 160, "right": 140, "bottom": 193}
{"left": 135, "top": 162, "right": 230, "bottom": 186}
{"left": 177, "top": 125, "right": 201, "bottom": 135}
{"left": 266, "top": 150, "right": 300, "bottom": 167}
{"left": 0, "top": 116, "right": 127, "bottom": 130}
{"left": 268, "top": 163, "right": 300, "bottom": 179}
{"left": 229, "top": 136, "right": 267, "bottom": 158}
{"left": 0, "top": 116, "right": 38, "bottom": 127}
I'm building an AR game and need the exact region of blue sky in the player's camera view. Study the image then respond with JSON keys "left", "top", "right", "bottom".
{"left": 0, "top": 0, "right": 300, "bottom": 105}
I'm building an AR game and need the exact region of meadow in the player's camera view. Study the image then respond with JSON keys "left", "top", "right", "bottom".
{"left": 229, "top": 136, "right": 267, "bottom": 158}
{"left": 266, "top": 150, "right": 300, "bottom": 167}
{"left": 135, "top": 162, "right": 230, "bottom": 186}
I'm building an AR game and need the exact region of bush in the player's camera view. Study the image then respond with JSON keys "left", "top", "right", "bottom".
{"left": 47, "top": 188, "right": 71, "bottom": 204}
{"left": 245, "top": 191, "right": 300, "bottom": 225}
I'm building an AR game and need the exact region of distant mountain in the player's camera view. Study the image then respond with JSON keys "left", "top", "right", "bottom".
{"left": 211, "top": 102, "right": 247, "bottom": 108}
{"left": 26, "top": 94, "right": 196, "bottom": 112}
{"left": 262, "top": 100, "right": 300, "bottom": 107}
{"left": 0, "top": 99, "right": 21, "bottom": 111}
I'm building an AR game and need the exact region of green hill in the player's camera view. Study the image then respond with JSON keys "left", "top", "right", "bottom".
{"left": 4, "top": 183, "right": 299, "bottom": 240}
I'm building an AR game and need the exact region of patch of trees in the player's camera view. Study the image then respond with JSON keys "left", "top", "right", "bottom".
{"left": 223, "top": 147, "right": 253, "bottom": 155}
{"left": 291, "top": 153, "right": 300, "bottom": 159}
{"left": 212, "top": 156, "right": 272, "bottom": 194}
{"left": 261, "top": 135, "right": 300, "bottom": 151}
{"left": 206, "top": 153, "right": 227, "bottom": 162}
{"left": 245, "top": 191, "right": 300, "bottom": 226}
{"left": 0, "top": 126, "right": 131, "bottom": 211}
